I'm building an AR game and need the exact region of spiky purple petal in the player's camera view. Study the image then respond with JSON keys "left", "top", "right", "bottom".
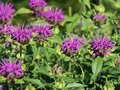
{"left": 0, "top": 2, "right": 15, "bottom": 21}
{"left": 61, "top": 36, "right": 85, "bottom": 56}
{"left": 91, "top": 36, "right": 114, "bottom": 57}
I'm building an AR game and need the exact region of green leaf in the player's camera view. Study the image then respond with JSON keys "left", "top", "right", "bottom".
{"left": 26, "top": 78, "right": 44, "bottom": 87}
{"left": 66, "top": 14, "right": 80, "bottom": 33}
{"left": 14, "top": 8, "right": 33, "bottom": 16}
{"left": 33, "top": 66, "right": 51, "bottom": 76}
{"left": 54, "top": 26, "right": 60, "bottom": 34}
{"left": 82, "top": 0, "right": 91, "bottom": 9}
{"left": 78, "top": 0, "right": 82, "bottom": 3}
{"left": 31, "top": 20, "right": 49, "bottom": 26}
{"left": 49, "top": 35, "right": 62, "bottom": 44}
{"left": 66, "top": 83, "right": 87, "bottom": 89}
{"left": 15, "top": 79, "right": 24, "bottom": 84}
{"left": 92, "top": 57, "right": 103, "bottom": 82}
{"left": 32, "top": 45, "right": 38, "bottom": 60}
{"left": 25, "top": 84, "right": 36, "bottom": 90}
{"left": 0, "top": 76, "right": 6, "bottom": 83}
{"left": 93, "top": 4, "right": 105, "bottom": 12}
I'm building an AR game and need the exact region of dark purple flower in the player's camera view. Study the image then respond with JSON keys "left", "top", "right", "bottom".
{"left": 43, "top": 8, "right": 64, "bottom": 24}
{"left": 61, "top": 36, "right": 85, "bottom": 56}
{"left": 29, "top": 0, "right": 47, "bottom": 10}
{"left": 0, "top": 2, "right": 15, "bottom": 21}
{"left": 11, "top": 26, "right": 32, "bottom": 44}
{"left": 32, "top": 25, "right": 52, "bottom": 41}
{"left": 0, "top": 59, "right": 24, "bottom": 81}
{"left": 91, "top": 36, "right": 114, "bottom": 57}
{"left": 93, "top": 13, "right": 107, "bottom": 25}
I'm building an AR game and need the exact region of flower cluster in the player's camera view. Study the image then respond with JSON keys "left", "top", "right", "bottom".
{"left": 0, "top": 2, "right": 15, "bottom": 21}
{"left": 91, "top": 36, "right": 114, "bottom": 57}
{"left": 29, "top": 0, "right": 47, "bottom": 18}
{"left": 43, "top": 8, "right": 64, "bottom": 24}
{"left": 61, "top": 36, "right": 85, "bottom": 57}
{"left": 11, "top": 27, "right": 32, "bottom": 44}
{"left": 32, "top": 25, "right": 52, "bottom": 41}
{"left": 29, "top": 0, "right": 64, "bottom": 24}
{"left": 93, "top": 13, "right": 107, "bottom": 25}
{"left": 0, "top": 59, "right": 24, "bottom": 81}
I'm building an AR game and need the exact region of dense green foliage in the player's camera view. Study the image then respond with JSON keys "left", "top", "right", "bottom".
{"left": 1, "top": 0, "right": 120, "bottom": 90}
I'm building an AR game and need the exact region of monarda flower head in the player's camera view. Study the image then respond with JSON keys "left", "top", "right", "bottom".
{"left": 93, "top": 13, "right": 107, "bottom": 25}
{"left": 91, "top": 36, "right": 114, "bottom": 57}
{"left": 0, "top": 24, "right": 16, "bottom": 36}
{"left": 43, "top": 8, "right": 64, "bottom": 24}
{"left": 11, "top": 26, "right": 32, "bottom": 44}
{"left": 32, "top": 25, "right": 52, "bottom": 41}
{"left": 4, "top": 24, "right": 16, "bottom": 35}
{"left": 29, "top": 0, "right": 47, "bottom": 11}
{"left": 61, "top": 36, "right": 85, "bottom": 57}
{"left": 0, "top": 2, "right": 15, "bottom": 21}
{"left": 0, "top": 59, "right": 24, "bottom": 81}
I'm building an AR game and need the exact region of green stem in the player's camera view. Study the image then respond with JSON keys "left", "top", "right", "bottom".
{"left": 9, "top": 82, "right": 13, "bottom": 90}
{"left": 20, "top": 45, "right": 22, "bottom": 60}
{"left": 94, "top": 26, "right": 100, "bottom": 37}
{"left": 69, "top": 61, "right": 72, "bottom": 72}
{"left": 20, "top": 45, "right": 23, "bottom": 90}
{"left": 69, "top": 6, "right": 72, "bottom": 17}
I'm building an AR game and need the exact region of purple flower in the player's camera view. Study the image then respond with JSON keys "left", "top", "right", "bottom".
{"left": 4, "top": 24, "right": 16, "bottom": 35}
{"left": 11, "top": 26, "right": 32, "bottom": 44}
{"left": 43, "top": 8, "right": 64, "bottom": 24}
{"left": 0, "top": 59, "right": 24, "bottom": 81}
{"left": 0, "top": 2, "right": 15, "bottom": 21}
{"left": 91, "top": 36, "right": 114, "bottom": 57}
{"left": 93, "top": 13, "right": 107, "bottom": 25}
{"left": 61, "top": 36, "right": 85, "bottom": 56}
{"left": 0, "top": 24, "right": 16, "bottom": 36}
{"left": 32, "top": 25, "right": 52, "bottom": 41}
{"left": 29, "top": 0, "right": 47, "bottom": 10}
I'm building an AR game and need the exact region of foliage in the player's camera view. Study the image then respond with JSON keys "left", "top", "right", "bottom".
{"left": 0, "top": 0, "right": 120, "bottom": 90}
